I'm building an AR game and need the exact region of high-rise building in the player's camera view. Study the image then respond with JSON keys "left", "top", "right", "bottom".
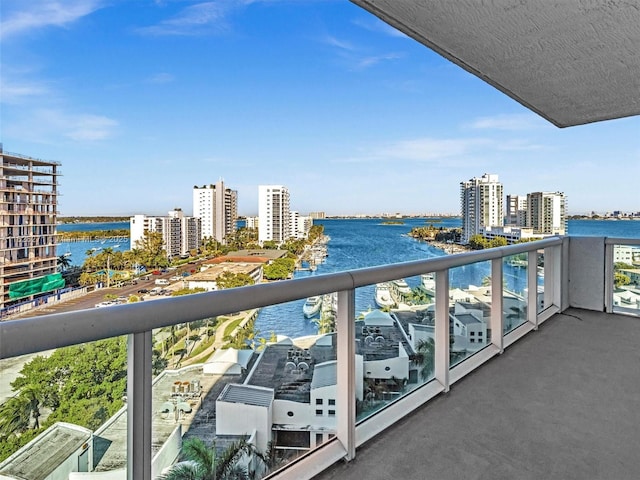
{"left": 526, "top": 192, "right": 567, "bottom": 235}
{"left": 290, "top": 211, "right": 313, "bottom": 239}
{"left": 460, "top": 173, "right": 503, "bottom": 244}
{"left": 130, "top": 209, "right": 201, "bottom": 260}
{"left": 258, "top": 185, "right": 290, "bottom": 244}
{"left": 0, "top": 149, "right": 63, "bottom": 310}
{"left": 505, "top": 194, "right": 528, "bottom": 226}
{"left": 193, "top": 181, "right": 238, "bottom": 244}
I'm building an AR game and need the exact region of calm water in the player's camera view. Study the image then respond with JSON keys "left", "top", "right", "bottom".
{"left": 57, "top": 218, "right": 640, "bottom": 339}
{"left": 58, "top": 222, "right": 130, "bottom": 266}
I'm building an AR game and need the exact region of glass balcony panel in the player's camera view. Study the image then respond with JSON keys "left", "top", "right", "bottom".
{"left": 158, "top": 298, "right": 340, "bottom": 478}
{"left": 448, "top": 260, "right": 491, "bottom": 367}
{"left": 357, "top": 275, "right": 436, "bottom": 422}
{"left": 0, "top": 337, "right": 128, "bottom": 476}
{"left": 536, "top": 251, "right": 545, "bottom": 314}
{"left": 503, "top": 254, "right": 528, "bottom": 333}
{"left": 612, "top": 244, "right": 640, "bottom": 316}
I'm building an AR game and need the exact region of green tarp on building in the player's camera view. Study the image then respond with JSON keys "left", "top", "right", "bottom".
{"left": 8, "top": 273, "right": 66, "bottom": 299}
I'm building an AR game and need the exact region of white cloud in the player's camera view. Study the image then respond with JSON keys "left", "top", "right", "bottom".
{"left": 136, "top": 1, "right": 239, "bottom": 36}
{"left": 339, "top": 137, "right": 492, "bottom": 165}
{"left": 0, "top": 78, "right": 49, "bottom": 103}
{"left": 147, "top": 73, "right": 176, "bottom": 84}
{"left": 322, "top": 34, "right": 356, "bottom": 51}
{"left": 468, "top": 113, "right": 551, "bottom": 131}
{"left": 352, "top": 17, "right": 408, "bottom": 38}
{"left": 354, "top": 52, "right": 403, "bottom": 70}
{"left": 0, "top": 0, "right": 105, "bottom": 40}
{"left": 32, "top": 109, "right": 118, "bottom": 141}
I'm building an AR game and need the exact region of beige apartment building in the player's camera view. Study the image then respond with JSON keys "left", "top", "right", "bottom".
{"left": 0, "top": 148, "right": 63, "bottom": 311}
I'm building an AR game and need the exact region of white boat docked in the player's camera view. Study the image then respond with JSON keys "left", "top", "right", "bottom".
{"left": 375, "top": 283, "right": 396, "bottom": 308}
{"left": 420, "top": 273, "right": 436, "bottom": 296}
{"left": 391, "top": 278, "right": 412, "bottom": 295}
{"left": 303, "top": 296, "right": 322, "bottom": 318}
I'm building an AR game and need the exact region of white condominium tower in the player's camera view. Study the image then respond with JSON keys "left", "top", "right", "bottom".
{"left": 505, "top": 194, "right": 528, "bottom": 226}
{"left": 130, "top": 209, "right": 201, "bottom": 260}
{"left": 460, "top": 173, "right": 503, "bottom": 244}
{"left": 0, "top": 148, "right": 62, "bottom": 310}
{"left": 258, "top": 185, "right": 290, "bottom": 244}
{"left": 526, "top": 192, "right": 567, "bottom": 235}
{"left": 193, "top": 181, "right": 238, "bottom": 244}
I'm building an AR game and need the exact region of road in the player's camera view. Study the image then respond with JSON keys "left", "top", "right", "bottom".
{"left": 0, "top": 263, "right": 201, "bottom": 403}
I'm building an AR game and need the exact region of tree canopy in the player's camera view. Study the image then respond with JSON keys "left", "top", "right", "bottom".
{"left": 0, "top": 337, "right": 127, "bottom": 462}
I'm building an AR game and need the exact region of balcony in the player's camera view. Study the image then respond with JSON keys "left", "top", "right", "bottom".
{"left": 0, "top": 236, "right": 638, "bottom": 479}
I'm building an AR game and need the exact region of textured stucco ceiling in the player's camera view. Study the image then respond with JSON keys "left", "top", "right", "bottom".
{"left": 351, "top": 0, "right": 640, "bottom": 127}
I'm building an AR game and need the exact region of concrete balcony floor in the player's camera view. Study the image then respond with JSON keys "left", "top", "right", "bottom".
{"left": 314, "top": 309, "right": 640, "bottom": 480}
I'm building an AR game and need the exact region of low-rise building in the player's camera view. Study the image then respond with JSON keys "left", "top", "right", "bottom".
{"left": 188, "top": 263, "right": 263, "bottom": 291}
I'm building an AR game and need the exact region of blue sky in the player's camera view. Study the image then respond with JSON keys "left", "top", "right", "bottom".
{"left": 2, "top": 0, "right": 638, "bottom": 217}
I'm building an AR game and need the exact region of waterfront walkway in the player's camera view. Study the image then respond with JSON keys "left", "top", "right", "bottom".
{"left": 314, "top": 308, "right": 640, "bottom": 480}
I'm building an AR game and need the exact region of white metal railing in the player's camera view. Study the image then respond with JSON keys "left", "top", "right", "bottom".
{"left": 0, "top": 237, "right": 566, "bottom": 479}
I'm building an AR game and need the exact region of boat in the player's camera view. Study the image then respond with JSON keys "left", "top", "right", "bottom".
{"left": 375, "top": 283, "right": 396, "bottom": 308}
{"left": 420, "top": 273, "right": 436, "bottom": 296}
{"left": 391, "top": 278, "right": 412, "bottom": 295}
{"left": 302, "top": 296, "right": 322, "bottom": 318}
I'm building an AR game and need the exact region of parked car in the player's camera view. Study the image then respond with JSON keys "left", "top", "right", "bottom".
{"left": 169, "top": 276, "right": 182, "bottom": 282}
{"left": 152, "top": 270, "right": 161, "bottom": 275}
{"left": 137, "top": 288, "right": 149, "bottom": 294}
{"left": 95, "top": 301, "right": 114, "bottom": 308}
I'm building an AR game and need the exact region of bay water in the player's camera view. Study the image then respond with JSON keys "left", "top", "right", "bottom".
{"left": 58, "top": 218, "right": 640, "bottom": 339}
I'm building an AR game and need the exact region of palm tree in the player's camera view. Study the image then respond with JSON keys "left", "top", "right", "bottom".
{"left": 57, "top": 254, "right": 72, "bottom": 272}
{"left": 411, "top": 338, "right": 435, "bottom": 381}
{"left": 159, "top": 437, "right": 263, "bottom": 480}
{"left": 0, "top": 396, "right": 31, "bottom": 437}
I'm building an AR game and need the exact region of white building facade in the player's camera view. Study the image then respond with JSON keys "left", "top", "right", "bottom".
{"left": 505, "top": 194, "right": 528, "bottom": 226}
{"left": 193, "top": 181, "right": 238, "bottom": 244}
{"left": 130, "top": 209, "right": 201, "bottom": 260}
{"left": 258, "top": 185, "right": 291, "bottom": 244}
{"left": 290, "top": 211, "right": 313, "bottom": 240}
{"left": 460, "top": 173, "right": 503, "bottom": 244}
{"left": 526, "top": 191, "right": 567, "bottom": 235}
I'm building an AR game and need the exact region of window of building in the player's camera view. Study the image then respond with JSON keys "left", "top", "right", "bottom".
{"left": 328, "top": 399, "right": 335, "bottom": 406}
{"left": 316, "top": 399, "right": 323, "bottom": 405}
{"left": 315, "top": 409, "right": 323, "bottom": 416}
{"left": 328, "top": 410, "right": 336, "bottom": 416}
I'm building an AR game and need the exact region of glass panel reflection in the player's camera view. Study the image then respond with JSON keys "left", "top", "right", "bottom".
{"left": 0, "top": 337, "right": 127, "bottom": 475}
{"left": 448, "top": 260, "right": 492, "bottom": 367}
{"left": 503, "top": 254, "right": 528, "bottom": 333}
{"left": 612, "top": 244, "right": 640, "bottom": 315}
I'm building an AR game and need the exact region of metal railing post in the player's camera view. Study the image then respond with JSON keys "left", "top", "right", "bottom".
{"left": 337, "top": 288, "right": 356, "bottom": 461}
{"left": 604, "top": 241, "right": 615, "bottom": 313}
{"left": 435, "top": 270, "right": 450, "bottom": 392}
{"left": 527, "top": 250, "right": 538, "bottom": 328}
{"left": 128, "top": 331, "right": 153, "bottom": 480}
{"left": 491, "top": 258, "right": 504, "bottom": 352}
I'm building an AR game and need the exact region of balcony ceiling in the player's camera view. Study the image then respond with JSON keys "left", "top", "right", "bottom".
{"left": 351, "top": 0, "right": 640, "bottom": 127}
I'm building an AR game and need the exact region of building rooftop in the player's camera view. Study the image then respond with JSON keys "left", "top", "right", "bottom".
{"left": 93, "top": 367, "right": 218, "bottom": 472}
{"left": 189, "top": 263, "right": 262, "bottom": 282}
{"left": 218, "top": 384, "right": 273, "bottom": 408}
{"left": 245, "top": 340, "right": 337, "bottom": 403}
{"left": 313, "top": 309, "right": 640, "bottom": 480}
{"left": 0, "top": 422, "right": 91, "bottom": 479}
{"left": 454, "top": 313, "right": 481, "bottom": 325}
{"left": 356, "top": 312, "right": 413, "bottom": 360}
{"left": 207, "top": 250, "right": 289, "bottom": 264}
